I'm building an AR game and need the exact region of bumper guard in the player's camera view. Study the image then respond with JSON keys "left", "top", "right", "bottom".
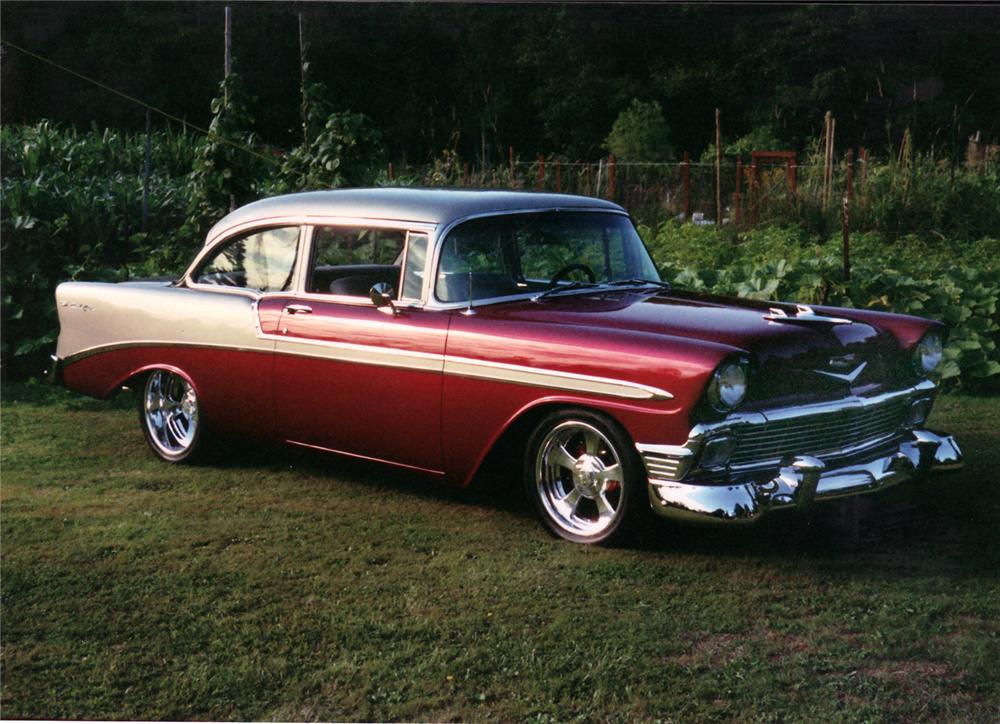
{"left": 643, "top": 429, "right": 963, "bottom": 524}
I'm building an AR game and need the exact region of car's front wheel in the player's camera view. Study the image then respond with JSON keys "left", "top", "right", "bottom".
{"left": 524, "top": 409, "right": 646, "bottom": 544}
{"left": 140, "top": 369, "right": 205, "bottom": 463}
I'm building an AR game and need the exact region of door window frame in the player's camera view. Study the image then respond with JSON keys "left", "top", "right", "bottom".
{"left": 293, "top": 222, "right": 436, "bottom": 307}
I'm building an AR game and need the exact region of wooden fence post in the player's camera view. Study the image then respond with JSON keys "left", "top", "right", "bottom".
{"left": 733, "top": 156, "right": 742, "bottom": 226}
{"left": 387, "top": 162, "right": 394, "bottom": 182}
{"left": 536, "top": 154, "right": 545, "bottom": 190}
{"left": 555, "top": 159, "right": 562, "bottom": 193}
{"left": 842, "top": 192, "right": 851, "bottom": 281}
{"left": 822, "top": 111, "right": 832, "bottom": 207}
{"left": 859, "top": 147, "right": 868, "bottom": 206}
{"left": 682, "top": 151, "right": 691, "bottom": 221}
{"left": 462, "top": 162, "right": 469, "bottom": 187}
{"left": 142, "top": 110, "right": 151, "bottom": 233}
{"left": 845, "top": 148, "right": 854, "bottom": 201}
{"left": 508, "top": 146, "right": 515, "bottom": 186}
{"left": 607, "top": 154, "right": 617, "bottom": 201}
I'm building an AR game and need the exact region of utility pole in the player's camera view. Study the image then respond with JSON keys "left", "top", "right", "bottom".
{"left": 299, "top": 11, "right": 308, "bottom": 144}
{"left": 715, "top": 108, "right": 722, "bottom": 229}
{"left": 224, "top": 5, "right": 234, "bottom": 211}
{"left": 224, "top": 6, "right": 232, "bottom": 107}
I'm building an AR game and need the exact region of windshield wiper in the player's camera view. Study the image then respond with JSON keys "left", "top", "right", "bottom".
{"left": 532, "top": 280, "right": 602, "bottom": 301}
{"left": 605, "top": 278, "right": 672, "bottom": 291}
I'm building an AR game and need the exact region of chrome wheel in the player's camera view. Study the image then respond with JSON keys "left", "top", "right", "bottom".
{"left": 534, "top": 419, "right": 626, "bottom": 539}
{"left": 142, "top": 370, "right": 199, "bottom": 460}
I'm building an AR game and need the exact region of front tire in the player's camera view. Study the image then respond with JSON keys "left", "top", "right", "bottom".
{"left": 140, "top": 369, "right": 205, "bottom": 463}
{"left": 524, "top": 409, "right": 647, "bottom": 544}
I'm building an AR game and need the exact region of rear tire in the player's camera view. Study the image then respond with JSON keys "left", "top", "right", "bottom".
{"left": 524, "top": 408, "right": 647, "bottom": 545}
{"left": 139, "top": 369, "right": 206, "bottom": 463}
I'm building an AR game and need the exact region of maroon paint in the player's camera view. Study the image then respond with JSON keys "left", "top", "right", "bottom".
{"left": 62, "top": 346, "right": 276, "bottom": 441}
{"left": 62, "top": 288, "right": 937, "bottom": 488}
{"left": 259, "top": 296, "right": 450, "bottom": 473}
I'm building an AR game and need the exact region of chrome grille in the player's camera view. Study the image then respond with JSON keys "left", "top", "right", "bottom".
{"left": 730, "top": 396, "right": 909, "bottom": 468}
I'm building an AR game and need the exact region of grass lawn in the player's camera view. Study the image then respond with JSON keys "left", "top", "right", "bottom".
{"left": 2, "top": 382, "right": 998, "bottom": 721}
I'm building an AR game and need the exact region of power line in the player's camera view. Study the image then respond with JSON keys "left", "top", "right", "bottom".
{"left": 1, "top": 38, "right": 277, "bottom": 166}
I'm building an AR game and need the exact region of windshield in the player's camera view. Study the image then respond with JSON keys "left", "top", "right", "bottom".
{"left": 435, "top": 211, "right": 661, "bottom": 303}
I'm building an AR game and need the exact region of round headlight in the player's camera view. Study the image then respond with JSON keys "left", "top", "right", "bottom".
{"left": 914, "top": 332, "right": 943, "bottom": 376}
{"left": 707, "top": 360, "right": 748, "bottom": 412}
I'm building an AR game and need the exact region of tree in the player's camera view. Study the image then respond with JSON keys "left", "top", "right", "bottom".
{"left": 604, "top": 100, "right": 674, "bottom": 161}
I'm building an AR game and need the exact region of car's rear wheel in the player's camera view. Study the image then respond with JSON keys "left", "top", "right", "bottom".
{"left": 525, "top": 409, "right": 646, "bottom": 544}
{"left": 140, "top": 369, "right": 204, "bottom": 463}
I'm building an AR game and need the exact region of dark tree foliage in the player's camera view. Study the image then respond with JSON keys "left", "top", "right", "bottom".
{"left": 2, "top": 2, "right": 998, "bottom": 161}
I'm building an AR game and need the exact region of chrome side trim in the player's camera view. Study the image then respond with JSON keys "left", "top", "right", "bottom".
{"left": 267, "top": 335, "right": 444, "bottom": 373}
{"left": 443, "top": 355, "right": 673, "bottom": 401}
{"left": 62, "top": 340, "right": 274, "bottom": 366}
{"left": 61, "top": 338, "right": 673, "bottom": 402}
{"left": 286, "top": 439, "right": 445, "bottom": 476}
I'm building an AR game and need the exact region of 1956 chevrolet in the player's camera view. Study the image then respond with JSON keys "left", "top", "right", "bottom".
{"left": 52, "top": 188, "right": 962, "bottom": 543}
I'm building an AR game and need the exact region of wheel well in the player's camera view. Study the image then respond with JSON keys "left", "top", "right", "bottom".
{"left": 473, "top": 402, "right": 629, "bottom": 483}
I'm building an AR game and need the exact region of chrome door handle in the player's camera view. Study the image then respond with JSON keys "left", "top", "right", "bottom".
{"left": 284, "top": 304, "right": 313, "bottom": 315}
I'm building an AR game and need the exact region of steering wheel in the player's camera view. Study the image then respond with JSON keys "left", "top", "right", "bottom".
{"left": 549, "top": 263, "right": 596, "bottom": 286}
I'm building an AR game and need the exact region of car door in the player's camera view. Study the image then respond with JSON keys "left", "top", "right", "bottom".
{"left": 259, "top": 224, "right": 448, "bottom": 474}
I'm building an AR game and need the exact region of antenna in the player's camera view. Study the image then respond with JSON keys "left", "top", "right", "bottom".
{"left": 461, "top": 270, "right": 476, "bottom": 316}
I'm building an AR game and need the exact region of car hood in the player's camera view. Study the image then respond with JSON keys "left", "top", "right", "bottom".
{"left": 479, "top": 289, "right": 908, "bottom": 404}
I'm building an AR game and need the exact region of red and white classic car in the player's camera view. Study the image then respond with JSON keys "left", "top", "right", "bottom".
{"left": 53, "top": 189, "right": 962, "bottom": 543}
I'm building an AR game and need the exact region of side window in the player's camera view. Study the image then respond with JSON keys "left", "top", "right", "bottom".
{"left": 434, "top": 218, "right": 514, "bottom": 303}
{"left": 401, "top": 233, "right": 429, "bottom": 300}
{"left": 308, "top": 226, "right": 406, "bottom": 297}
{"left": 194, "top": 226, "right": 300, "bottom": 292}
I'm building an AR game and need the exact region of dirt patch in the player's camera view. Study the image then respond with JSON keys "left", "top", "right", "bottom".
{"left": 861, "top": 659, "right": 956, "bottom": 683}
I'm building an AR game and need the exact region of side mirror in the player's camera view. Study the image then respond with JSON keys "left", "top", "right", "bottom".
{"left": 369, "top": 282, "right": 398, "bottom": 315}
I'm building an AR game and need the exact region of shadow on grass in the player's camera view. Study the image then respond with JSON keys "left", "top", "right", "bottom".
{"left": 235, "top": 427, "right": 999, "bottom": 581}
{"left": 633, "top": 426, "right": 999, "bottom": 578}
{"left": 11, "top": 380, "right": 995, "bottom": 579}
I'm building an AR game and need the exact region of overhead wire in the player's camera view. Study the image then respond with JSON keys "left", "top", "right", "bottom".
{"left": 1, "top": 38, "right": 278, "bottom": 166}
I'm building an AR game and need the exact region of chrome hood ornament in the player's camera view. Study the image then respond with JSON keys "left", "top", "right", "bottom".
{"left": 764, "top": 304, "right": 852, "bottom": 326}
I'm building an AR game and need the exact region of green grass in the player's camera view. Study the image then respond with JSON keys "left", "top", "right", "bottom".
{"left": 2, "top": 382, "right": 999, "bottom": 721}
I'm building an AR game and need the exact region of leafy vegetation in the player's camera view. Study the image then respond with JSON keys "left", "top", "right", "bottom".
{"left": 642, "top": 224, "right": 1000, "bottom": 389}
{"left": 3, "top": 118, "right": 998, "bottom": 387}
{"left": 2, "top": 382, "right": 998, "bottom": 720}
{"left": 604, "top": 100, "right": 674, "bottom": 162}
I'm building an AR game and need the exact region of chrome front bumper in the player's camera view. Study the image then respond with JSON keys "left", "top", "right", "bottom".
{"left": 643, "top": 429, "right": 962, "bottom": 524}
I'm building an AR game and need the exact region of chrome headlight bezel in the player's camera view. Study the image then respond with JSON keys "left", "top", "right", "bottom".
{"left": 913, "top": 331, "right": 943, "bottom": 377}
{"left": 706, "top": 359, "right": 748, "bottom": 412}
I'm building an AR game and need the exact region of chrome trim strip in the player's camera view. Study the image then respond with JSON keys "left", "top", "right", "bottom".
{"left": 286, "top": 439, "right": 445, "bottom": 476}
{"left": 443, "top": 355, "right": 673, "bottom": 400}
{"left": 61, "top": 340, "right": 274, "bottom": 366}
{"left": 204, "top": 215, "right": 437, "bottom": 249}
{"left": 61, "top": 339, "right": 672, "bottom": 401}
{"left": 267, "top": 334, "right": 444, "bottom": 373}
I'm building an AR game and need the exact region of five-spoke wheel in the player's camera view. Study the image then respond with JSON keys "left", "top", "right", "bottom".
{"left": 525, "top": 410, "right": 644, "bottom": 544}
{"left": 141, "top": 369, "right": 203, "bottom": 462}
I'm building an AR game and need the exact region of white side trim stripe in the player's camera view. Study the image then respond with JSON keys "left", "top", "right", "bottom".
{"left": 62, "top": 339, "right": 672, "bottom": 401}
